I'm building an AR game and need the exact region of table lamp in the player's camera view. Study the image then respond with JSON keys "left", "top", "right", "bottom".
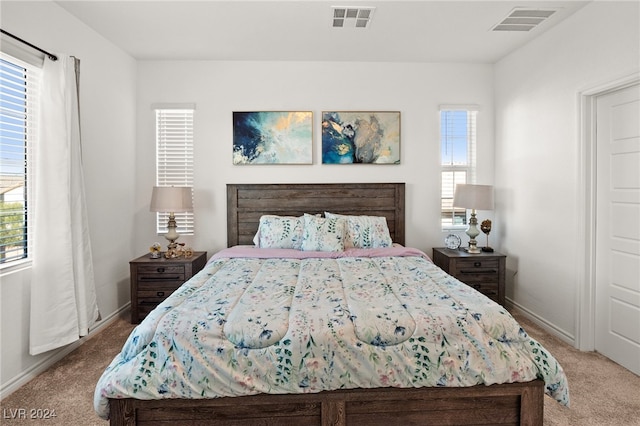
{"left": 453, "top": 184, "right": 494, "bottom": 254}
{"left": 149, "top": 186, "right": 193, "bottom": 250}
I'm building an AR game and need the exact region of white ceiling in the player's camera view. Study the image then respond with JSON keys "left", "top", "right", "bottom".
{"left": 54, "top": 0, "right": 590, "bottom": 63}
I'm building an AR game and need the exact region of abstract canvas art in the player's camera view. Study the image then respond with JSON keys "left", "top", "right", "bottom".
{"left": 233, "top": 111, "right": 313, "bottom": 164}
{"left": 322, "top": 111, "right": 400, "bottom": 164}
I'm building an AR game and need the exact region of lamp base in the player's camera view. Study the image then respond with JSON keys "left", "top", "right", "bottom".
{"left": 481, "top": 246, "right": 494, "bottom": 252}
{"left": 465, "top": 211, "right": 481, "bottom": 254}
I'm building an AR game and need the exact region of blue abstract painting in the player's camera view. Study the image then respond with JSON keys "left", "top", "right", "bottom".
{"left": 233, "top": 111, "right": 313, "bottom": 164}
{"left": 322, "top": 111, "right": 400, "bottom": 164}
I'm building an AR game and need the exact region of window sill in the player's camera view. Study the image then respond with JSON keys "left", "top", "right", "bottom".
{"left": 441, "top": 226, "right": 467, "bottom": 232}
{"left": 0, "top": 259, "right": 33, "bottom": 277}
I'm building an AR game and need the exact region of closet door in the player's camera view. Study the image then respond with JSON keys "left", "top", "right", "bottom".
{"left": 595, "top": 83, "right": 640, "bottom": 375}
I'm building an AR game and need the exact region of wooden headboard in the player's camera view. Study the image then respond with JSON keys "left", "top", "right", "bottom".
{"left": 227, "top": 183, "right": 405, "bottom": 247}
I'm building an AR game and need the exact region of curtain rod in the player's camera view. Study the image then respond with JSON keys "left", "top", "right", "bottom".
{"left": 0, "top": 28, "right": 58, "bottom": 61}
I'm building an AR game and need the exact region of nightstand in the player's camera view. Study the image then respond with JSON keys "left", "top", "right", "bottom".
{"left": 130, "top": 251, "right": 207, "bottom": 323}
{"left": 432, "top": 247, "right": 506, "bottom": 306}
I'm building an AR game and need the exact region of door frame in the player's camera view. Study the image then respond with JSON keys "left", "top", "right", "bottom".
{"left": 577, "top": 72, "right": 640, "bottom": 351}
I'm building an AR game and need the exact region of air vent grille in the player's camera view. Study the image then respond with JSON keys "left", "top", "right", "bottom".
{"left": 492, "top": 8, "right": 558, "bottom": 32}
{"left": 332, "top": 6, "right": 375, "bottom": 28}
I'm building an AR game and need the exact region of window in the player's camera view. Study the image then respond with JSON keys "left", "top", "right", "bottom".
{"left": 440, "top": 107, "right": 477, "bottom": 228}
{"left": 0, "top": 53, "right": 41, "bottom": 267}
{"left": 154, "top": 106, "right": 195, "bottom": 235}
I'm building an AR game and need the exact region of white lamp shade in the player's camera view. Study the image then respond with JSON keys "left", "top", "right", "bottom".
{"left": 453, "top": 184, "right": 494, "bottom": 211}
{"left": 150, "top": 186, "right": 193, "bottom": 213}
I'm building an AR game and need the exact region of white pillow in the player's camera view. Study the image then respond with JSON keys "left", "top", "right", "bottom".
{"left": 253, "top": 215, "right": 304, "bottom": 249}
{"left": 301, "top": 214, "right": 346, "bottom": 252}
{"left": 324, "top": 212, "right": 392, "bottom": 249}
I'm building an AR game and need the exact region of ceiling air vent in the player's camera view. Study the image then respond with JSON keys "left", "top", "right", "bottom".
{"left": 492, "top": 8, "right": 558, "bottom": 32}
{"left": 332, "top": 7, "right": 375, "bottom": 29}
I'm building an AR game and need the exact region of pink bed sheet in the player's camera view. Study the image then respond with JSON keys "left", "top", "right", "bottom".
{"left": 210, "top": 244, "right": 431, "bottom": 263}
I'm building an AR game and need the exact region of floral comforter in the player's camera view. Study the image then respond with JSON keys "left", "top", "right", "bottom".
{"left": 94, "top": 246, "right": 569, "bottom": 419}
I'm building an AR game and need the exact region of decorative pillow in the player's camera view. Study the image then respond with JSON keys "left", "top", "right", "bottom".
{"left": 253, "top": 215, "right": 304, "bottom": 249}
{"left": 324, "top": 212, "right": 392, "bottom": 249}
{"left": 301, "top": 214, "right": 346, "bottom": 252}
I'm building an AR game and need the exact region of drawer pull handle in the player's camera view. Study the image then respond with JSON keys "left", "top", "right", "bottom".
{"left": 140, "top": 276, "right": 181, "bottom": 281}
{"left": 459, "top": 269, "right": 497, "bottom": 274}
{"left": 157, "top": 267, "right": 165, "bottom": 273}
{"left": 474, "top": 262, "right": 481, "bottom": 267}
{"left": 157, "top": 291, "right": 165, "bottom": 297}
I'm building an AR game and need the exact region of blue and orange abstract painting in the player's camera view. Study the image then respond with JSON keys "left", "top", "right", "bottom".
{"left": 233, "top": 111, "right": 313, "bottom": 164}
{"left": 322, "top": 111, "right": 400, "bottom": 164}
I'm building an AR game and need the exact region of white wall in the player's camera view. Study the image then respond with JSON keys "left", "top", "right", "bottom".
{"left": 494, "top": 1, "right": 640, "bottom": 343}
{"left": 0, "top": 1, "right": 137, "bottom": 395}
{"left": 134, "top": 61, "right": 495, "bottom": 256}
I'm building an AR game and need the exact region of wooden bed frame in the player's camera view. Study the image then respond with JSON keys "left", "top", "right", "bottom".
{"left": 108, "top": 183, "right": 544, "bottom": 425}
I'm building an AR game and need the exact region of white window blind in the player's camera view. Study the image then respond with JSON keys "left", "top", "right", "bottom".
{"left": 0, "top": 53, "right": 41, "bottom": 267}
{"left": 440, "top": 108, "right": 477, "bottom": 228}
{"left": 155, "top": 107, "right": 195, "bottom": 235}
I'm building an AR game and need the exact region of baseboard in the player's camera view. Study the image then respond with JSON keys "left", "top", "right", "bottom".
{"left": 506, "top": 298, "right": 576, "bottom": 347}
{"left": 0, "top": 303, "right": 130, "bottom": 400}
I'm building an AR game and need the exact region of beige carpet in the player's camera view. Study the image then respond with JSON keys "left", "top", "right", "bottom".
{"left": 1, "top": 310, "right": 639, "bottom": 425}
{"left": 0, "top": 314, "right": 134, "bottom": 425}
{"left": 511, "top": 311, "right": 640, "bottom": 426}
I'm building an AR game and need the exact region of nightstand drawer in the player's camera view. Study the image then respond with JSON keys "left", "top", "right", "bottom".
{"left": 138, "top": 289, "right": 175, "bottom": 305}
{"left": 451, "top": 269, "right": 498, "bottom": 285}
{"left": 137, "top": 279, "right": 184, "bottom": 290}
{"left": 137, "top": 302, "right": 162, "bottom": 317}
{"left": 466, "top": 282, "right": 499, "bottom": 297}
{"left": 137, "top": 264, "right": 185, "bottom": 277}
{"left": 453, "top": 259, "right": 499, "bottom": 274}
{"left": 138, "top": 287, "right": 180, "bottom": 299}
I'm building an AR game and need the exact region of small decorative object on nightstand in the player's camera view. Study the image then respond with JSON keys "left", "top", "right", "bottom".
{"left": 130, "top": 251, "right": 206, "bottom": 323}
{"left": 444, "top": 234, "right": 462, "bottom": 250}
{"left": 432, "top": 247, "right": 506, "bottom": 306}
{"left": 480, "top": 219, "right": 494, "bottom": 252}
{"left": 149, "top": 242, "right": 162, "bottom": 259}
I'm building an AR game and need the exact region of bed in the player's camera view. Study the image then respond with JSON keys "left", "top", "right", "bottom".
{"left": 97, "top": 183, "right": 568, "bottom": 425}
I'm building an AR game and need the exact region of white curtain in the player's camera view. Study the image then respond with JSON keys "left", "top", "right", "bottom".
{"left": 29, "top": 56, "right": 100, "bottom": 356}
